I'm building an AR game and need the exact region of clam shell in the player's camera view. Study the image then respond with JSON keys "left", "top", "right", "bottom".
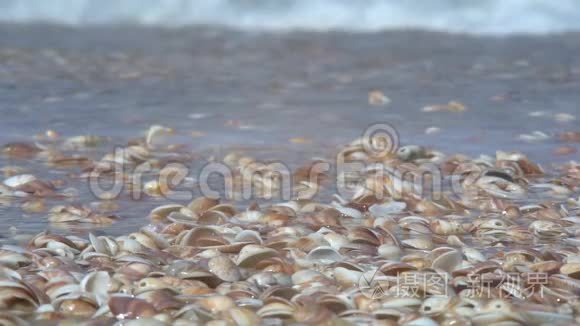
{"left": 401, "top": 237, "right": 434, "bottom": 250}
{"left": 187, "top": 196, "right": 219, "bottom": 215}
{"left": 3, "top": 174, "right": 37, "bottom": 188}
{"left": 331, "top": 203, "right": 363, "bottom": 219}
{"left": 334, "top": 267, "right": 363, "bottom": 288}
{"left": 257, "top": 302, "right": 294, "bottom": 318}
{"left": 149, "top": 204, "right": 184, "bottom": 221}
{"left": 146, "top": 125, "right": 173, "bottom": 147}
{"left": 431, "top": 249, "right": 462, "bottom": 273}
{"left": 420, "top": 295, "right": 451, "bottom": 316}
{"left": 369, "top": 201, "right": 406, "bottom": 217}
{"left": 560, "top": 263, "right": 580, "bottom": 279}
{"left": 236, "top": 245, "right": 278, "bottom": 268}
{"left": 109, "top": 295, "right": 157, "bottom": 320}
{"left": 377, "top": 244, "right": 401, "bottom": 260}
{"left": 208, "top": 255, "right": 241, "bottom": 282}
{"left": 306, "top": 246, "right": 343, "bottom": 264}
{"left": 80, "top": 271, "right": 110, "bottom": 305}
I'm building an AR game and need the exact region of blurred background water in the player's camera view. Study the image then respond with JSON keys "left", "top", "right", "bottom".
{"left": 1, "top": 0, "right": 580, "bottom": 34}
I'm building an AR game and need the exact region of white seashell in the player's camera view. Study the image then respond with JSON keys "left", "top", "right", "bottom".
{"left": 237, "top": 210, "right": 263, "bottom": 223}
{"left": 47, "top": 283, "right": 82, "bottom": 300}
{"left": 420, "top": 295, "right": 451, "bottom": 316}
{"left": 401, "top": 238, "right": 433, "bottom": 250}
{"left": 424, "top": 127, "right": 441, "bottom": 135}
{"left": 291, "top": 270, "right": 328, "bottom": 285}
{"left": 36, "top": 304, "right": 55, "bottom": 313}
{"left": 476, "top": 176, "right": 526, "bottom": 199}
{"left": 236, "top": 245, "right": 278, "bottom": 267}
{"left": 331, "top": 203, "right": 363, "bottom": 219}
{"left": 146, "top": 125, "right": 173, "bottom": 147}
{"left": 81, "top": 271, "right": 111, "bottom": 305}
{"left": 432, "top": 249, "right": 463, "bottom": 273}
{"left": 517, "top": 131, "right": 550, "bottom": 142}
{"left": 149, "top": 204, "right": 184, "bottom": 219}
{"left": 397, "top": 145, "right": 426, "bottom": 162}
{"left": 377, "top": 244, "right": 401, "bottom": 260}
{"left": 463, "top": 247, "right": 486, "bottom": 263}
{"left": 234, "top": 230, "right": 262, "bottom": 244}
{"left": 369, "top": 202, "right": 406, "bottom": 217}
{"left": 3, "top": 174, "right": 37, "bottom": 188}
{"left": 554, "top": 113, "right": 576, "bottom": 123}
{"left": 209, "top": 255, "right": 241, "bottom": 282}
{"left": 322, "top": 232, "right": 349, "bottom": 251}
{"left": 334, "top": 267, "right": 363, "bottom": 288}
{"left": 403, "top": 317, "right": 439, "bottom": 326}
{"left": 382, "top": 297, "right": 422, "bottom": 309}
{"left": 306, "top": 246, "right": 343, "bottom": 264}
{"left": 528, "top": 111, "right": 547, "bottom": 117}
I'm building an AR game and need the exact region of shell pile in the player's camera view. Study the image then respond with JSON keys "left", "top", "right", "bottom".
{"left": 0, "top": 126, "right": 579, "bottom": 325}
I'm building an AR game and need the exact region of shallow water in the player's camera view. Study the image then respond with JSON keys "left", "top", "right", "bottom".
{"left": 0, "top": 25, "right": 578, "bottom": 241}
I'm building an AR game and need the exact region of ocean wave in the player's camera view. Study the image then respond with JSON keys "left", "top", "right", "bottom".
{"left": 1, "top": 0, "right": 580, "bottom": 34}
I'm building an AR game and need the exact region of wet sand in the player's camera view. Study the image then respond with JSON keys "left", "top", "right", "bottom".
{"left": 0, "top": 25, "right": 578, "bottom": 238}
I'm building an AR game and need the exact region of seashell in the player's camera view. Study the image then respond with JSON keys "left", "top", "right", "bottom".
{"left": 149, "top": 204, "right": 184, "bottom": 221}
{"left": 257, "top": 302, "right": 295, "bottom": 319}
{"left": 420, "top": 295, "right": 451, "bottom": 316}
{"left": 403, "top": 316, "right": 439, "bottom": 326}
{"left": 462, "top": 247, "right": 485, "bottom": 263}
{"left": 431, "top": 249, "right": 462, "bottom": 273}
{"left": 476, "top": 176, "right": 526, "bottom": 199}
{"left": 430, "top": 219, "right": 469, "bottom": 235}
{"left": 140, "top": 228, "right": 169, "bottom": 249}
{"left": 368, "top": 90, "right": 390, "bottom": 106}
{"left": 517, "top": 131, "right": 550, "bottom": 143}
{"left": 146, "top": 125, "right": 174, "bottom": 147}
{"left": 109, "top": 295, "right": 157, "bottom": 320}
{"left": 334, "top": 267, "right": 363, "bottom": 288}
{"left": 381, "top": 297, "right": 423, "bottom": 309}
{"left": 223, "top": 307, "right": 261, "bottom": 326}
{"left": 0, "top": 282, "right": 39, "bottom": 312}
{"left": 560, "top": 263, "right": 580, "bottom": 279}
{"left": 0, "top": 248, "right": 31, "bottom": 268}
{"left": 321, "top": 232, "right": 349, "bottom": 251}
{"left": 209, "top": 204, "right": 237, "bottom": 217}
{"left": 379, "top": 262, "right": 417, "bottom": 276}
{"left": 397, "top": 145, "right": 427, "bottom": 162}
{"left": 197, "top": 210, "right": 228, "bottom": 225}
{"left": 188, "top": 196, "right": 220, "bottom": 215}
{"left": 368, "top": 201, "right": 406, "bottom": 217}
{"left": 331, "top": 203, "right": 364, "bottom": 219}
{"left": 80, "top": 271, "right": 110, "bottom": 305}
{"left": 234, "top": 230, "right": 262, "bottom": 244}
{"left": 401, "top": 237, "right": 434, "bottom": 250}
{"left": 291, "top": 270, "right": 330, "bottom": 286}
{"left": 3, "top": 174, "right": 37, "bottom": 188}
{"left": 236, "top": 209, "right": 263, "bottom": 223}
{"left": 208, "top": 255, "right": 241, "bottom": 282}
{"left": 122, "top": 318, "right": 167, "bottom": 326}
{"left": 55, "top": 295, "right": 97, "bottom": 317}
{"left": 179, "top": 227, "right": 224, "bottom": 247}
{"left": 306, "top": 246, "right": 343, "bottom": 264}
{"left": 136, "top": 289, "right": 183, "bottom": 312}
{"left": 471, "top": 299, "right": 526, "bottom": 325}
{"left": 377, "top": 244, "right": 401, "bottom": 260}
{"left": 236, "top": 245, "right": 278, "bottom": 268}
